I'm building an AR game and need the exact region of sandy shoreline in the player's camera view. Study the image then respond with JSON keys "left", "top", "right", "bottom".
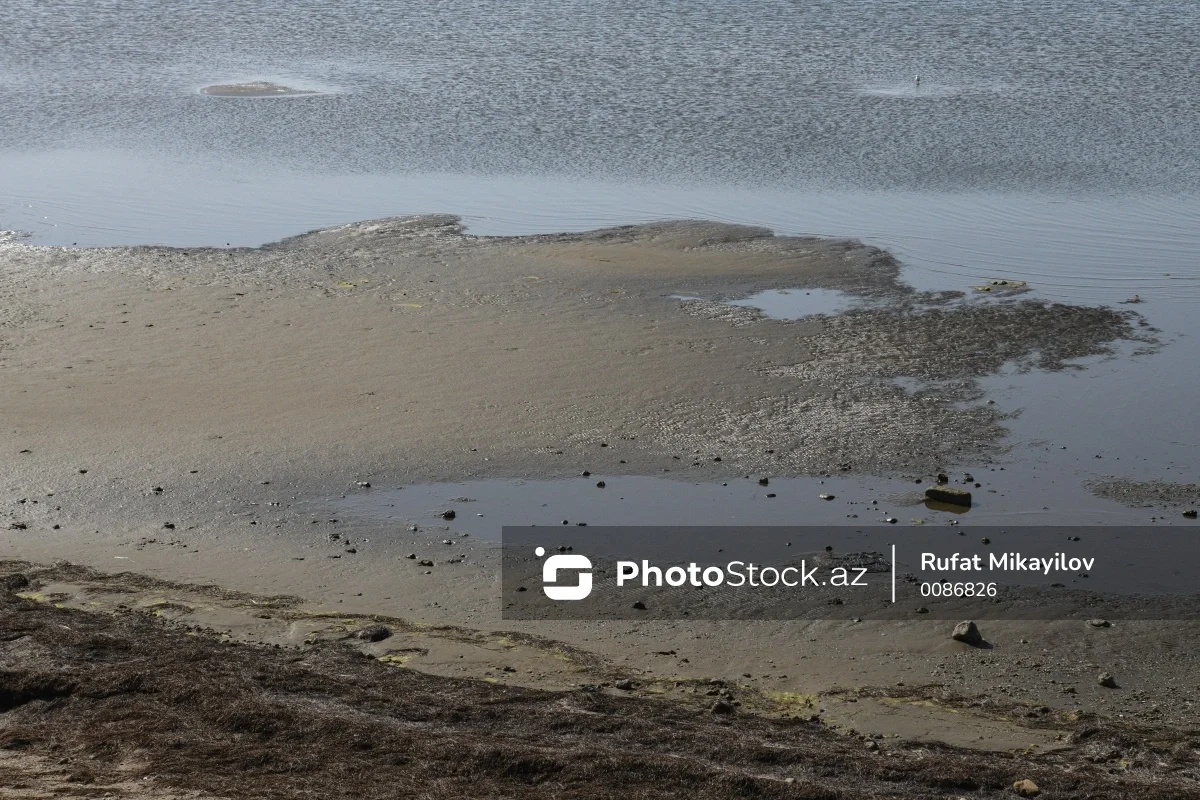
{"left": 2, "top": 216, "right": 1198, "bottom": 794}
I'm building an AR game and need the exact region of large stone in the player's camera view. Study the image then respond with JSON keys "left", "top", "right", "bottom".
{"left": 1011, "top": 778, "right": 1040, "bottom": 796}
{"left": 952, "top": 620, "right": 983, "bottom": 646}
{"left": 924, "top": 486, "right": 972, "bottom": 507}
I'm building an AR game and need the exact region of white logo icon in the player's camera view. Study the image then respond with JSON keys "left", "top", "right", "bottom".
{"left": 536, "top": 546, "right": 593, "bottom": 600}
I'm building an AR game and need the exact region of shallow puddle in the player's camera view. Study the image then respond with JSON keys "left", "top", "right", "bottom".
{"left": 331, "top": 470, "right": 1186, "bottom": 547}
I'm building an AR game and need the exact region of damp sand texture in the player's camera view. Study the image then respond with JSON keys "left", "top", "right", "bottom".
{"left": 0, "top": 216, "right": 1151, "bottom": 488}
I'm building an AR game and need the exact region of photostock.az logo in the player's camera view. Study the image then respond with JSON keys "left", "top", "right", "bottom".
{"left": 536, "top": 546, "right": 593, "bottom": 600}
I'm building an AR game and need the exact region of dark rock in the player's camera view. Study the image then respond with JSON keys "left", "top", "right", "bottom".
{"left": 417, "top": 559, "right": 434, "bottom": 567}
{"left": 441, "top": 510, "right": 456, "bottom": 520}
{"left": 596, "top": 481, "right": 606, "bottom": 488}
{"left": 925, "top": 486, "right": 972, "bottom": 507}
{"left": 711, "top": 700, "right": 734, "bottom": 715}
{"left": 915, "top": 606, "right": 929, "bottom": 614}
{"left": 1097, "top": 672, "right": 1118, "bottom": 688}
{"left": 405, "top": 553, "right": 416, "bottom": 559}
{"left": 2, "top": 574, "right": 30, "bottom": 591}
{"left": 354, "top": 625, "right": 392, "bottom": 643}
{"left": 952, "top": 620, "right": 983, "bottom": 646}
{"left": 1184, "top": 510, "right": 1198, "bottom": 519}
{"left": 614, "top": 679, "right": 634, "bottom": 690}
{"left": 632, "top": 601, "right": 647, "bottom": 610}
{"left": 163, "top": 522, "right": 175, "bottom": 530}
{"left": 758, "top": 477, "right": 769, "bottom": 486}
{"left": 819, "top": 493, "right": 835, "bottom": 500}
{"left": 1087, "top": 618, "right": 1111, "bottom": 628}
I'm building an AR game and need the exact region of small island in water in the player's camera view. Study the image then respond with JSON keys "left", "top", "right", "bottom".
{"left": 200, "top": 81, "right": 318, "bottom": 97}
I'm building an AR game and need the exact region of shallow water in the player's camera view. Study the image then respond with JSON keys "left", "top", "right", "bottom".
{"left": 332, "top": 471, "right": 1195, "bottom": 546}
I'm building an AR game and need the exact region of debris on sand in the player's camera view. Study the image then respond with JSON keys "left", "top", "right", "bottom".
{"left": 353, "top": 624, "right": 392, "bottom": 643}
{"left": 925, "top": 486, "right": 972, "bottom": 507}
{"left": 614, "top": 679, "right": 634, "bottom": 690}
{"left": 1098, "top": 672, "right": 1118, "bottom": 689}
{"left": 711, "top": 699, "right": 734, "bottom": 715}
{"left": 1087, "top": 618, "right": 1111, "bottom": 628}
{"left": 952, "top": 620, "right": 984, "bottom": 646}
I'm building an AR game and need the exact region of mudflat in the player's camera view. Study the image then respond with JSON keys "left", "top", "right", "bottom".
{"left": 2, "top": 217, "right": 1196, "bottom": 796}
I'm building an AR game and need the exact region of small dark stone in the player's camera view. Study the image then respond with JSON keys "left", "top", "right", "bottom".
{"left": 758, "top": 477, "right": 769, "bottom": 486}
{"left": 1183, "top": 510, "right": 1198, "bottom": 519}
{"left": 441, "top": 510, "right": 456, "bottom": 520}
{"left": 163, "top": 522, "right": 175, "bottom": 530}
{"left": 581, "top": 471, "right": 591, "bottom": 476}
{"left": 614, "top": 679, "right": 634, "bottom": 690}
{"left": 981, "top": 537, "right": 991, "bottom": 545}
{"left": 596, "top": 481, "right": 606, "bottom": 488}
{"left": 766, "top": 493, "right": 776, "bottom": 498}
{"left": 632, "top": 601, "right": 647, "bottom": 610}
{"left": 9, "top": 522, "right": 28, "bottom": 530}
{"left": 516, "top": 586, "right": 527, "bottom": 592}
{"left": 711, "top": 700, "right": 734, "bottom": 715}
{"left": 405, "top": 553, "right": 416, "bottom": 559}
{"left": 925, "top": 486, "right": 972, "bottom": 507}
{"left": 417, "top": 559, "right": 434, "bottom": 567}
{"left": 915, "top": 607, "right": 929, "bottom": 614}
{"left": 1097, "top": 672, "right": 1118, "bottom": 689}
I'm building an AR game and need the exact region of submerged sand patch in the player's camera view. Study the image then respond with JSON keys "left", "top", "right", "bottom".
{"left": 200, "top": 81, "right": 319, "bottom": 97}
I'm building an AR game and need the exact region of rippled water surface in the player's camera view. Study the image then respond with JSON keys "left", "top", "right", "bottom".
{"left": 4, "top": 0, "right": 1199, "bottom": 190}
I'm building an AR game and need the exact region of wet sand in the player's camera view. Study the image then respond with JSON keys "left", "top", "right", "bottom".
{"left": 2, "top": 217, "right": 1197, "bottom": 793}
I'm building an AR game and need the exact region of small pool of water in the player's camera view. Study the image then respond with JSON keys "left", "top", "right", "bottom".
{"left": 329, "top": 471, "right": 1187, "bottom": 544}
{"left": 727, "top": 288, "right": 861, "bottom": 319}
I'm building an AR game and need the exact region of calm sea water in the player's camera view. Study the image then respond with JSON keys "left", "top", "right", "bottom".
{"left": 1, "top": 1, "right": 1197, "bottom": 485}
